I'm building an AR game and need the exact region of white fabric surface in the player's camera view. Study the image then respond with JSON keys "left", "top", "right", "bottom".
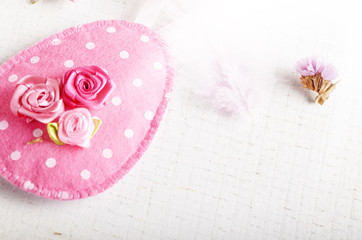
{"left": 0, "top": 0, "right": 361, "bottom": 239}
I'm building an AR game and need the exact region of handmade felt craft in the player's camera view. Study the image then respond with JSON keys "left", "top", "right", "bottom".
{"left": 0, "top": 20, "right": 173, "bottom": 200}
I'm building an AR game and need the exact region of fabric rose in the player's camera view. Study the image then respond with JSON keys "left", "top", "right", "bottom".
{"left": 10, "top": 76, "right": 64, "bottom": 123}
{"left": 61, "top": 66, "right": 116, "bottom": 109}
{"left": 52, "top": 108, "right": 100, "bottom": 148}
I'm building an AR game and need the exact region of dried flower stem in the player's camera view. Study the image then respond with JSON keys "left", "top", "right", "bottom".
{"left": 27, "top": 137, "right": 43, "bottom": 145}
{"left": 300, "top": 74, "right": 338, "bottom": 105}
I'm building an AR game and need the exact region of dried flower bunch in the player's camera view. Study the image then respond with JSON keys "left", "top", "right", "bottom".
{"left": 296, "top": 57, "right": 338, "bottom": 105}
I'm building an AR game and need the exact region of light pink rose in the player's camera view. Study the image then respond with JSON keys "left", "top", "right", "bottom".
{"left": 10, "top": 76, "right": 64, "bottom": 123}
{"left": 61, "top": 66, "right": 116, "bottom": 109}
{"left": 57, "top": 108, "right": 95, "bottom": 148}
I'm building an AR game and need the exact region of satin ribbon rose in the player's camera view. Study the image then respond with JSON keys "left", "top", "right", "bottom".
{"left": 10, "top": 76, "right": 64, "bottom": 123}
{"left": 62, "top": 66, "right": 116, "bottom": 109}
{"left": 47, "top": 108, "right": 101, "bottom": 148}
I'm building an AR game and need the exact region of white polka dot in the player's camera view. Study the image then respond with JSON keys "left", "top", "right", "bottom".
{"left": 85, "top": 42, "right": 95, "bottom": 49}
{"left": 140, "top": 35, "right": 150, "bottom": 42}
{"left": 119, "top": 51, "right": 129, "bottom": 59}
{"left": 124, "top": 129, "right": 134, "bottom": 138}
{"left": 106, "top": 27, "right": 116, "bottom": 33}
{"left": 153, "top": 62, "right": 163, "bottom": 70}
{"left": 133, "top": 78, "right": 143, "bottom": 87}
{"left": 80, "top": 169, "right": 91, "bottom": 180}
{"left": 23, "top": 181, "right": 34, "bottom": 190}
{"left": 0, "top": 120, "right": 9, "bottom": 130}
{"left": 33, "top": 128, "right": 43, "bottom": 138}
{"left": 10, "top": 151, "right": 21, "bottom": 161}
{"left": 60, "top": 191, "right": 69, "bottom": 200}
{"left": 165, "top": 92, "right": 172, "bottom": 101}
{"left": 64, "top": 60, "right": 74, "bottom": 68}
{"left": 112, "top": 96, "right": 122, "bottom": 106}
{"left": 51, "top": 38, "right": 61, "bottom": 45}
{"left": 45, "top": 158, "right": 56, "bottom": 168}
{"left": 8, "top": 74, "right": 18, "bottom": 82}
{"left": 30, "top": 56, "right": 40, "bottom": 64}
{"left": 144, "top": 111, "right": 154, "bottom": 121}
{"left": 103, "top": 149, "right": 113, "bottom": 159}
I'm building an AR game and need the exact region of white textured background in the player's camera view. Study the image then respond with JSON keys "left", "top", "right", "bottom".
{"left": 0, "top": 0, "right": 361, "bottom": 239}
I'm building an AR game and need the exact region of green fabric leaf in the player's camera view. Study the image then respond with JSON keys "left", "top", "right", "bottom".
{"left": 47, "top": 122, "right": 65, "bottom": 145}
{"left": 91, "top": 118, "right": 102, "bottom": 138}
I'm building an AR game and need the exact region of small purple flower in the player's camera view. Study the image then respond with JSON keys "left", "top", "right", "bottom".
{"left": 296, "top": 57, "right": 338, "bottom": 83}
{"left": 321, "top": 64, "right": 338, "bottom": 83}
{"left": 296, "top": 57, "right": 339, "bottom": 105}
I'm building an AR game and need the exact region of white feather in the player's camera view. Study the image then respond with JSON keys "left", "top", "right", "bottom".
{"left": 159, "top": 1, "right": 276, "bottom": 116}
{"left": 193, "top": 54, "right": 255, "bottom": 115}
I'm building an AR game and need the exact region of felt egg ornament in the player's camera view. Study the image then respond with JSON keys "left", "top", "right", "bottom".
{"left": 0, "top": 20, "right": 173, "bottom": 200}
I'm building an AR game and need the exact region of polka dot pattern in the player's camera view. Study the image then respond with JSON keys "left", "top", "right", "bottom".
{"left": 23, "top": 181, "right": 34, "bottom": 190}
{"left": 86, "top": 42, "right": 95, "bottom": 49}
{"left": 8, "top": 74, "right": 18, "bottom": 82}
{"left": 103, "top": 149, "right": 113, "bottom": 159}
{"left": 153, "top": 62, "right": 163, "bottom": 70}
{"left": 51, "top": 39, "right": 61, "bottom": 45}
{"left": 133, "top": 78, "right": 143, "bottom": 87}
{"left": 119, "top": 51, "right": 129, "bottom": 59}
{"left": 140, "top": 35, "right": 150, "bottom": 42}
{"left": 0, "top": 120, "right": 8, "bottom": 130}
{"left": 60, "top": 191, "right": 69, "bottom": 200}
{"left": 106, "top": 27, "right": 116, "bottom": 33}
{"left": 124, "top": 129, "right": 134, "bottom": 139}
{"left": 64, "top": 60, "right": 74, "bottom": 68}
{"left": 30, "top": 56, "right": 40, "bottom": 64}
{"left": 10, "top": 151, "right": 21, "bottom": 161}
{"left": 111, "top": 96, "right": 122, "bottom": 106}
{"left": 0, "top": 20, "right": 173, "bottom": 200}
{"left": 33, "top": 128, "right": 43, "bottom": 138}
{"left": 46, "top": 158, "right": 56, "bottom": 168}
{"left": 80, "top": 170, "right": 91, "bottom": 180}
{"left": 144, "top": 111, "right": 154, "bottom": 121}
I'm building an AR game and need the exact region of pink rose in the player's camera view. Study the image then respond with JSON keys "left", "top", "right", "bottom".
{"left": 57, "top": 108, "right": 96, "bottom": 148}
{"left": 10, "top": 76, "right": 64, "bottom": 123}
{"left": 61, "top": 66, "right": 116, "bottom": 109}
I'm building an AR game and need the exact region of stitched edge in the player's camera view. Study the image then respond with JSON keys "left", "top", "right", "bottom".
{"left": 0, "top": 20, "right": 174, "bottom": 200}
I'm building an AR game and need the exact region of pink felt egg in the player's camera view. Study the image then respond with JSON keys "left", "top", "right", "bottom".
{"left": 0, "top": 20, "right": 173, "bottom": 200}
